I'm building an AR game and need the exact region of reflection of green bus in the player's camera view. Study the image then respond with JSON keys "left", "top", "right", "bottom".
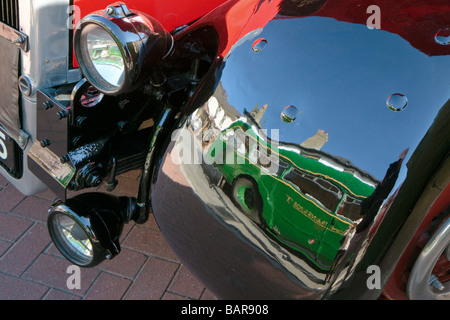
{"left": 206, "top": 119, "right": 378, "bottom": 270}
{"left": 91, "top": 44, "right": 123, "bottom": 67}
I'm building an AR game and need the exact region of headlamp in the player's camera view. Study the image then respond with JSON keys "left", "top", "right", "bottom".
{"left": 47, "top": 193, "right": 137, "bottom": 267}
{"left": 48, "top": 208, "right": 98, "bottom": 266}
{"left": 74, "top": 2, "right": 173, "bottom": 95}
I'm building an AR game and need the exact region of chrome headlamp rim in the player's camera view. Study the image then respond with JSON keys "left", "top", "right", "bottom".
{"left": 74, "top": 14, "right": 132, "bottom": 96}
{"left": 47, "top": 203, "right": 107, "bottom": 268}
{"left": 74, "top": 7, "right": 173, "bottom": 96}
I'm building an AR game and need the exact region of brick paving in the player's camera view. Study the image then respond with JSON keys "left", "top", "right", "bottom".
{"left": 0, "top": 170, "right": 216, "bottom": 300}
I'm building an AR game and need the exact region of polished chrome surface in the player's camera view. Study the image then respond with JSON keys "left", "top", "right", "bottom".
{"left": 0, "top": 0, "right": 81, "bottom": 196}
{"left": 152, "top": 0, "right": 450, "bottom": 299}
{"left": 19, "top": 0, "right": 80, "bottom": 95}
{"left": 104, "top": 2, "right": 134, "bottom": 18}
{"left": 18, "top": 74, "right": 33, "bottom": 97}
{"left": 407, "top": 217, "right": 450, "bottom": 300}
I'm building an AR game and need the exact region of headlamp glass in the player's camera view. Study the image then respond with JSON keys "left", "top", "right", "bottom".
{"left": 50, "top": 212, "right": 94, "bottom": 266}
{"left": 81, "top": 24, "right": 125, "bottom": 90}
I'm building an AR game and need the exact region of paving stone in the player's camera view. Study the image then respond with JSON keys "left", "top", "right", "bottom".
{"left": 0, "top": 223, "right": 51, "bottom": 276}
{"left": 0, "top": 239, "right": 11, "bottom": 257}
{"left": 201, "top": 289, "right": 217, "bottom": 300}
{"left": 122, "top": 225, "right": 180, "bottom": 262}
{"left": 168, "top": 264, "right": 206, "bottom": 300}
{"left": 0, "top": 212, "right": 32, "bottom": 242}
{"left": 83, "top": 272, "right": 132, "bottom": 300}
{"left": 123, "top": 257, "right": 178, "bottom": 300}
{"left": 42, "top": 288, "right": 81, "bottom": 300}
{"left": 162, "top": 292, "right": 191, "bottom": 300}
{"left": 0, "top": 175, "right": 8, "bottom": 188}
{"left": 12, "top": 197, "right": 53, "bottom": 223}
{"left": 0, "top": 272, "right": 48, "bottom": 300}
{"left": 22, "top": 253, "right": 100, "bottom": 296}
{"left": 0, "top": 184, "right": 26, "bottom": 212}
{"left": 97, "top": 247, "right": 147, "bottom": 280}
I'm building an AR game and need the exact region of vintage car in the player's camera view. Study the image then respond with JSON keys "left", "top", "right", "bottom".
{"left": 0, "top": 0, "right": 448, "bottom": 299}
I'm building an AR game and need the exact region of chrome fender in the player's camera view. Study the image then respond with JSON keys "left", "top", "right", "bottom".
{"left": 151, "top": 0, "right": 450, "bottom": 299}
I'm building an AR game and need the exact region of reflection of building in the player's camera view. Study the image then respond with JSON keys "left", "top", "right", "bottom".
{"left": 207, "top": 82, "right": 241, "bottom": 131}
{"left": 250, "top": 104, "right": 268, "bottom": 125}
{"left": 301, "top": 129, "right": 328, "bottom": 150}
{"left": 189, "top": 82, "right": 241, "bottom": 148}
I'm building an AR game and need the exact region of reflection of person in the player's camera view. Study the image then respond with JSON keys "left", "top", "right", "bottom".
{"left": 300, "top": 129, "right": 328, "bottom": 150}
{"left": 356, "top": 149, "right": 408, "bottom": 233}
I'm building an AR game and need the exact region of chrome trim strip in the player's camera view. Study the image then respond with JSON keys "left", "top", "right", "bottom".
{"left": 407, "top": 217, "right": 450, "bottom": 300}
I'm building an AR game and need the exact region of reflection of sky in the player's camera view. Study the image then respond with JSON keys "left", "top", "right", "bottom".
{"left": 220, "top": 17, "right": 450, "bottom": 180}
{"left": 94, "top": 63, "right": 124, "bottom": 86}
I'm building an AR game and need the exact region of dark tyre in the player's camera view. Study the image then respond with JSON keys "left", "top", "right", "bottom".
{"left": 232, "top": 177, "right": 263, "bottom": 225}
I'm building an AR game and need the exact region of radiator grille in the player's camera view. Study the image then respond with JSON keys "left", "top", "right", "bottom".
{"left": 0, "top": 0, "right": 19, "bottom": 30}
